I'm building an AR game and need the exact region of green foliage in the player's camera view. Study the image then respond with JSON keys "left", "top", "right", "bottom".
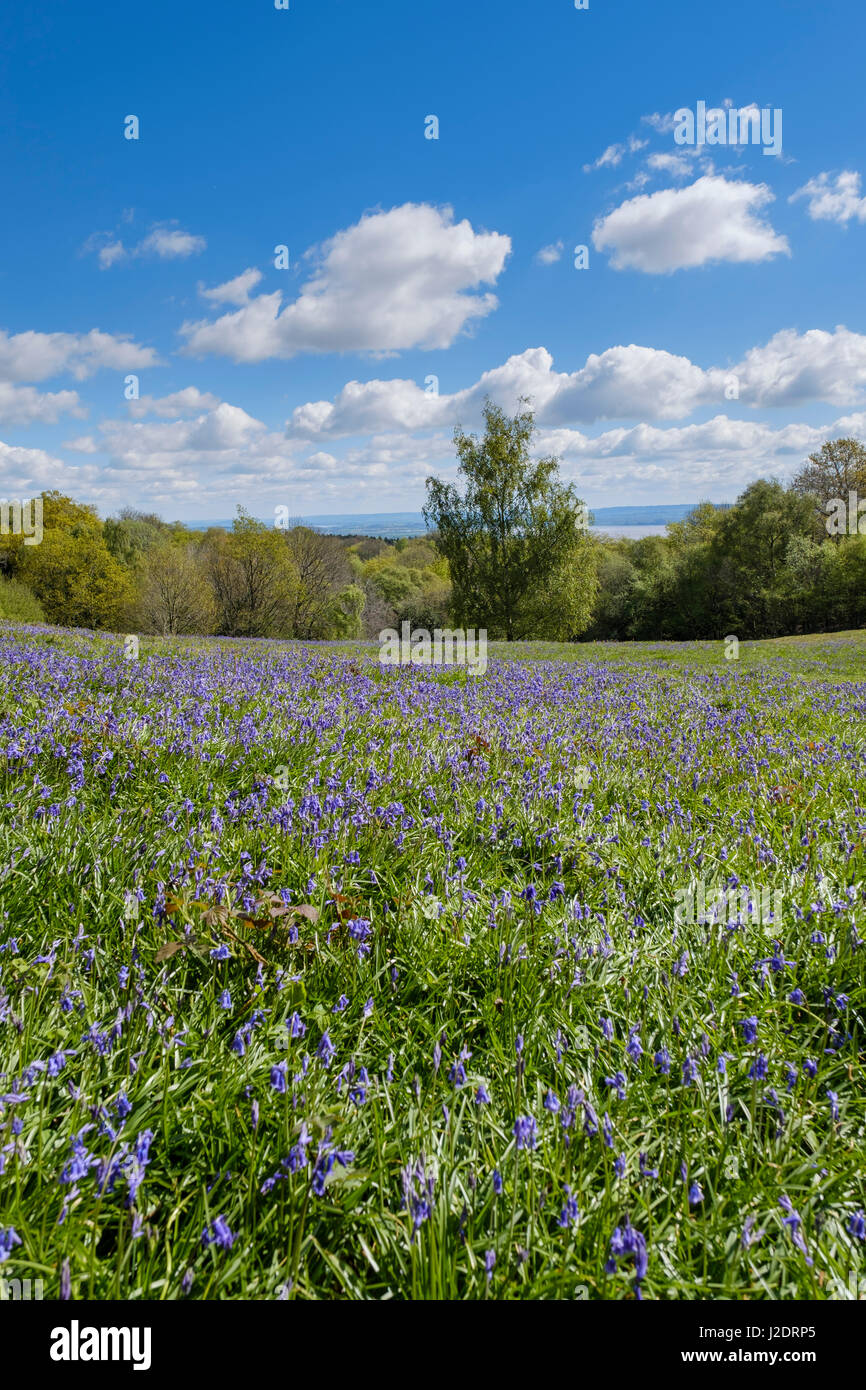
{"left": 424, "top": 398, "right": 596, "bottom": 640}
{"left": 16, "top": 527, "right": 135, "bottom": 630}
{"left": 0, "top": 574, "right": 44, "bottom": 623}
{"left": 588, "top": 462, "right": 866, "bottom": 642}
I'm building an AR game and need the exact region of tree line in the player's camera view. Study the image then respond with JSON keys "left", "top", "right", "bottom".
{"left": 1, "top": 405, "right": 864, "bottom": 643}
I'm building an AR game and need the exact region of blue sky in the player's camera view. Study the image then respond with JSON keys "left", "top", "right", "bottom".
{"left": 1, "top": 0, "right": 865, "bottom": 520}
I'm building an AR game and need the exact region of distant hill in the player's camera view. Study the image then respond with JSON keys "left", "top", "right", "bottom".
{"left": 183, "top": 504, "right": 730, "bottom": 540}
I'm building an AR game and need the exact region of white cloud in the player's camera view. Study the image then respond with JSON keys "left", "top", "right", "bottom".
{"left": 535, "top": 241, "right": 564, "bottom": 265}
{"left": 0, "top": 382, "right": 85, "bottom": 426}
{"left": 646, "top": 152, "right": 694, "bottom": 179}
{"left": 0, "top": 328, "right": 159, "bottom": 383}
{"left": 641, "top": 111, "right": 677, "bottom": 133}
{"left": 592, "top": 175, "right": 789, "bottom": 272}
{"left": 181, "top": 203, "right": 511, "bottom": 361}
{"left": 583, "top": 143, "right": 627, "bottom": 173}
{"left": 138, "top": 224, "right": 207, "bottom": 259}
{"left": 98, "top": 241, "right": 127, "bottom": 269}
{"left": 126, "top": 387, "right": 221, "bottom": 419}
{"left": 790, "top": 170, "right": 866, "bottom": 225}
{"left": 198, "top": 268, "right": 264, "bottom": 306}
{"left": 286, "top": 326, "right": 866, "bottom": 441}
{"left": 732, "top": 326, "right": 866, "bottom": 406}
{"left": 83, "top": 222, "right": 207, "bottom": 268}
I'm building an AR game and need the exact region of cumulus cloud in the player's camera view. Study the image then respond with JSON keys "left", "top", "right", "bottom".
{"left": 126, "top": 387, "right": 221, "bottom": 419}
{"left": 535, "top": 241, "right": 564, "bottom": 265}
{"left": 534, "top": 412, "right": 866, "bottom": 495}
{"left": 181, "top": 203, "right": 511, "bottom": 361}
{"left": 583, "top": 135, "right": 648, "bottom": 174}
{"left": 0, "top": 382, "right": 85, "bottom": 426}
{"left": 83, "top": 222, "right": 207, "bottom": 268}
{"left": 790, "top": 170, "right": 866, "bottom": 225}
{"left": 731, "top": 326, "right": 866, "bottom": 406}
{"left": 645, "top": 152, "right": 695, "bottom": 179}
{"left": 198, "top": 268, "right": 264, "bottom": 306}
{"left": 592, "top": 175, "right": 790, "bottom": 272}
{"left": 0, "top": 437, "right": 108, "bottom": 499}
{"left": 285, "top": 327, "right": 866, "bottom": 442}
{"left": 0, "top": 328, "right": 159, "bottom": 383}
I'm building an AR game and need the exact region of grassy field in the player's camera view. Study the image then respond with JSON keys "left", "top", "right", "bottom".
{"left": 0, "top": 621, "right": 864, "bottom": 1300}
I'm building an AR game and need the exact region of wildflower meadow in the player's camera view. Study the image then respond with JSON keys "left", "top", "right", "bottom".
{"left": 0, "top": 622, "right": 863, "bottom": 1303}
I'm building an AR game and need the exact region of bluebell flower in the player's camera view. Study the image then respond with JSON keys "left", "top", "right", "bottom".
{"left": 741, "top": 1215, "right": 765, "bottom": 1249}
{"left": 606, "top": 1219, "right": 648, "bottom": 1299}
{"left": 778, "top": 1194, "right": 813, "bottom": 1265}
{"left": 0, "top": 1226, "right": 21, "bottom": 1262}
{"left": 604, "top": 1071, "right": 627, "bottom": 1100}
{"left": 558, "top": 1185, "right": 580, "bottom": 1227}
{"left": 847, "top": 1211, "right": 865, "bottom": 1241}
{"left": 513, "top": 1115, "right": 537, "bottom": 1150}
{"left": 654, "top": 1047, "right": 671, "bottom": 1075}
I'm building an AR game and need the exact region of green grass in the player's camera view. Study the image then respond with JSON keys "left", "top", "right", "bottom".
{"left": 0, "top": 621, "right": 863, "bottom": 1301}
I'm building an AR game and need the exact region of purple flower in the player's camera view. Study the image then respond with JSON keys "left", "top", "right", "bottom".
{"left": 604, "top": 1071, "right": 627, "bottom": 1100}
{"left": 202, "top": 1214, "right": 235, "bottom": 1251}
{"left": 778, "top": 1194, "right": 813, "bottom": 1266}
{"left": 0, "top": 1226, "right": 22, "bottom": 1262}
{"left": 639, "top": 1153, "right": 658, "bottom": 1179}
{"left": 316, "top": 1031, "right": 336, "bottom": 1067}
{"left": 653, "top": 1047, "right": 671, "bottom": 1075}
{"left": 741, "top": 1215, "right": 765, "bottom": 1249}
{"left": 682, "top": 1056, "right": 699, "bottom": 1086}
{"left": 739, "top": 1016, "right": 759, "bottom": 1044}
{"left": 401, "top": 1156, "right": 435, "bottom": 1240}
{"left": 847, "top": 1211, "right": 865, "bottom": 1241}
{"left": 606, "top": 1218, "right": 648, "bottom": 1298}
{"left": 513, "top": 1115, "right": 537, "bottom": 1150}
{"left": 558, "top": 1185, "right": 580, "bottom": 1227}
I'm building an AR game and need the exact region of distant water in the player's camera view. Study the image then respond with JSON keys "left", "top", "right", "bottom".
{"left": 184, "top": 505, "right": 722, "bottom": 539}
